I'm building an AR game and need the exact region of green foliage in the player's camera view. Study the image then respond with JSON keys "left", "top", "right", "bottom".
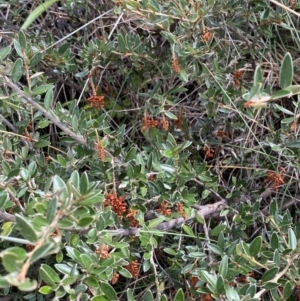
{"left": 1, "top": 0, "right": 300, "bottom": 300}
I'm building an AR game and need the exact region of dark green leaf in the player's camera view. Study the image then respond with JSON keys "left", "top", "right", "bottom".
{"left": 253, "top": 65, "right": 263, "bottom": 85}
{"left": 283, "top": 281, "right": 293, "bottom": 299}
{"left": 164, "top": 111, "right": 177, "bottom": 120}
{"left": 0, "top": 46, "right": 11, "bottom": 60}
{"left": 75, "top": 70, "right": 89, "bottom": 78}
{"left": 55, "top": 263, "right": 79, "bottom": 276}
{"left": 21, "top": 0, "right": 60, "bottom": 30}
{"left": 39, "top": 264, "right": 60, "bottom": 286}
{"left": 118, "top": 34, "right": 127, "bottom": 52}
{"left": 182, "top": 225, "right": 195, "bottom": 237}
{"left": 270, "top": 232, "right": 279, "bottom": 251}
{"left": 261, "top": 267, "right": 279, "bottom": 282}
{"left": 287, "top": 141, "right": 300, "bottom": 148}
{"left": 80, "top": 172, "right": 89, "bottom": 194}
{"left": 126, "top": 163, "right": 134, "bottom": 178}
{"left": 0, "top": 276, "right": 10, "bottom": 288}
{"left": 75, "top": 191, "right": 104, "bottom": 206}
{"left": 47, "top": 198, "right": 57, "bottom": 224}
{"left": 174, "top": 288, "right": 184, "bottom": 301}
{"left": 13, "top": 39, "right": 23, "bottom": 57}
{"left": 20, "top": 168, "right": 29, "bottom": 181}
{"left": 30, "top": 52, "right": 43, "bottom": 67}
{"left": 125, "top": 147, "right": 137, "bottom": 162}
{"left": 225, "top": 286, "right": 240, "bottom": 301}
{"left": 91, "top": 296, "right": 109, "bottom": 301}
{"left": 143, "top": 290, "right": 154, "bottom": 301}
{"left": 19, "top": 30, "right": 27, "bottom": 48}
{"left": 160, "top": 295, "right": 168, "bottom": 301}
{"left": 39, "top": 285, "right": 54, "bottom": 294}
{"left": 100, "top": 282, "right": 118, "bottom": 300}
{"left": 280, "top": 52, "right": 293, "bottom": 89}
{"left": 207, "top": 243, "right": 223, "bottom": 255}
{"left": 249, "top": 236, "right": 262, "bottom": 257}
{"left": 127, "top": 288, "right": 135, "bottom": 301}
{"left": 160, "top": 164, "right": 175, "bottom": 173}
{"left": 271, "top": 89, "right": 292, "bottom": 100}
{"left": 211, "top": 224, "right": 227, "bottom": 237}
{"left": 53, "top": 175, "right": 68, "bottom": 202}
{"left": 216, "top": 275, "right": 225, "bottom": 294}
{"left": 163, "top": 248, "right": 177, "bottom": 255}
{"left": 44, "top": 88, "right": 53, "bottom": 110}
{"left": 2, "top": 252, "right": 24, "bottom": 272}
{"left": 32, "top": 84, "right": 54, "bottom": 95}
{"left": 125, "top": 0, "right": 141, "bottom": 9}
{"left": 79, "top": 217, "right": 94, "bottom": 227}
{"left": 200, "top": 270, "right": 217, "bottom": 289}
{"left": 75, "top": 284, "right": 87, "bottom": 294}
{"left": 11, "top": 58, "right": 23, "bottom": 82}
{"left": 36, "top": 244, "right": 54, "bottom": 265}
{"left": 34, "top": 140, "right": 51, "bottom": 148}
{"left": 0, "top": 190, "right": 9, "bottom": 210}
{"left": 15, "top": 214, "right": 38, "bottom": 243}
{"left": 160, "top": 31, "right": 176, "bottom": 43}
{"left": 219, "top": 255, "right": 228, "bottom": 278}
{"left": 288, "top": 228, "right": 297, "bottom": 250}
{"left": 70, "top": 170, "right": 80, "bottom": 188}
{"left": 84, "top": 276, "right": 99, "bottom": 288}
{"left": 80, "top": 254, "right": 93, "bottom": 271}
{"left": 286, "top": 84, "right": 300, "bottom": 95}
{"left": 119, "top": 268, "right": 132, "bottom": 278}
{"left": 263, "top": 282, "right": 279, "bottom": 290}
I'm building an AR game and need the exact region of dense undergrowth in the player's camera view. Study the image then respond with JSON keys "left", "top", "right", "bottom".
{"left": 1, "top": 0, "right": 300, "bottom": 300}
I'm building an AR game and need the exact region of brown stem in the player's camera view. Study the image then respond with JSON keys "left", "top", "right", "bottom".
{"left": 4, "top": 76, "right": 88, "bottom": 147}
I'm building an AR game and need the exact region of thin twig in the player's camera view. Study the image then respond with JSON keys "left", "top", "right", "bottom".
{"left": 268, "top": 0, "right": 300, "bottom": 18}
{"left": 0, "top": 113, "right": 34, "bottom": 150}
{"left": 3, "top": 76, "right": 88, "bottom": 147}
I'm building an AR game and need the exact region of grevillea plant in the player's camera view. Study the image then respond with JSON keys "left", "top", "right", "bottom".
{"left": 1, "top": 0, "right": 300, "bottom": 300}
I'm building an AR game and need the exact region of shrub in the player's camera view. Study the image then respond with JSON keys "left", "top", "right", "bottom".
{"left": 1, "top": 0, "right": 300, "bottom": 300}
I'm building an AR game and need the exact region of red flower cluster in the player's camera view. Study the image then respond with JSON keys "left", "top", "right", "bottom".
{"left": 125, "top": 260, "right": 139, "bottom": 278}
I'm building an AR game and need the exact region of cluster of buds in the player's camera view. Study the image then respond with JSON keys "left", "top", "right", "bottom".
{"left": 160, "top": 117, "right": 169, "bottom": 132}
{"left": 142, "top": 113, "right": 177, "bottom": 132}
{"left": 142, "top": 115, "right": 159, "bottom": 131}
{"left": 265, "top": 168, "right": 285, "bottom": 191}
{"left": 232, "top": 70, "right": 244, "bottom": 89}
{"left": 111, "top": 271, "right": 119, "bottom": 285}
{"left": 174, "top": 110, "right": 184, "bottom": 130}
{"left": 202, "top": 145, "right": 214, "bottom": 159}
{"left": 294, "top": 285, "right": 300, "bottom": 301}
{"left": 87, "top": 70, "right": 105, "bottom": 109}
{"left": 25, "top": 244, "right": 35, "bottom": 251}
{"left": 230, "top": 271, "right": 254, "bottom": 287}
{"left": 175, "top": 202, "right": 186, "bottom": 218}
{"left": 201, "top": 294, "right": 212, "bottom": 301}
{"left": 24, "top": 130, "right": 32, "bottom": 142}
{"left": 201, "top": 28, "right": 212, "bottom": 42}
{"left": 87, "top": 95, "right": 105, "bottom": 109}
{"left": 171, "top": 56, "right": 180, "bottom": 73}
{"left": 125, "top": 209, "right": 140, "bottom": 228}
{"left": 147, "top": 174, "right": 156, "bottom": 181}
{"left": 157, "top": 201, "right": 172, "bottom": 216}
{"left": 125, "top": 260, "right": 139, "bottom": 278}
{"left": 95, "top": 244, "right": 110, "bottom": 259}
{"left": 104, "top": 194, "right": 127, "bottom": 217}
{"left": 94, "top": 141, "right": 105, "bottom": 162}
{"left": 104, "top": 194, "right": 139, "bottom": 227}
{"left": 189, "top": 276, "right": 199, "bottom": 289}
